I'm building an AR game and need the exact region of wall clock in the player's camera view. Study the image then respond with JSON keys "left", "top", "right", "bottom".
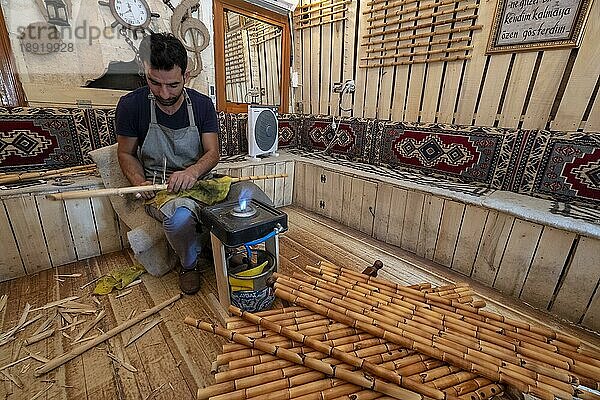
{"left": 99, "top": 0, "right": 158, "bottom": 31}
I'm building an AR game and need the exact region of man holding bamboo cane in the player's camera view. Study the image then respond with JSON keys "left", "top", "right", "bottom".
{"left": 116, "top": 33, "right": 270, "bottom": 295}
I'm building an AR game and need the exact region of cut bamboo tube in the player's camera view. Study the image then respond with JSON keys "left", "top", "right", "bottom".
{"left": 288, "top": 270, "right": 593, "bottom": 378}
{"left": 363, "top": 15, "right": 477, "bottom": 38}
{"left": 296, "top": 8, "right": 347, "bottom": 24}
{"left": 229, "top": 305, "right": 460, "bottom": 400}
{"left": 185, "top": 318, "right": 424, "bottom": 400}
{"left": 362, "top": 25, "right": 483, "bottom": 47}
{"left": 360, "top": 55, "right": 471, "bottom": 68}
{"left": 273, "top": 280, "right": 567, "bottom": 400}
{"left": 45, "top": 173, "right": 288, "bottom": 200}
{"left": 294, "top": 0, "right": 350, "bottom": 17}
{"left": 295, "top": 16, "right": 346, "bottom": 30}
{"left": 368, "top": 3, "right": 479, "bottom": 30}
{"left": 367, "top": 0, "right": 463, "bottom": 21}
{"left": 34, "top": 293, "right": 181, "bottom": 376}
{"left": 365, "top": 36, "right": 470, "bottom": 53}
{"left": 0, "top": 164, "right": 96, "bottom": 184}
{"left": 361, "top": 46, "right": 473, "bottom": 61}
{"left": 24, "top": 329, "right": 55, "bottom": 346}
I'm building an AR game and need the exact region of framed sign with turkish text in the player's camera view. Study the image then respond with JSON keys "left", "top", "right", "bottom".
{"left": 487, "top": 0, "right": 593, "bottom": 53}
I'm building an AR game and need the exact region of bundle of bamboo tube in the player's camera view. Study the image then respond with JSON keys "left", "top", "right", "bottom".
{"left": 185, "top": 279, "right": 507, "bottom": 400}
{"left": 268, "top": 262, "right": 600, "bottom": 400}
{"left": 0, "top": 164, "right": 97, "bottom": 185}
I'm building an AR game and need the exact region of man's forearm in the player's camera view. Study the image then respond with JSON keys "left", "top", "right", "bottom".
{"left": 187, "top": 149, "right": 220, "bottom": 180}
{"left": 118, "top": 152, "right": 148, "bottom": 186}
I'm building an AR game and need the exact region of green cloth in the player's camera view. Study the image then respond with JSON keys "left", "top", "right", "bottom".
{"left": 94, "top": 263, "right": 146, "bottom": 295}
{"left": 146, "top": 176, "right": 233, "bottom": 209}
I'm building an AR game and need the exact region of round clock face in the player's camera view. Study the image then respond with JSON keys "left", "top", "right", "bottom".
{"left": 110, "top": 0, "right": 150, "bottom": 29}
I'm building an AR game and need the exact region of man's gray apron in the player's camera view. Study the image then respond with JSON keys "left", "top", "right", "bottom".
{"left": 140, "top": 88, "right": 206, "bottom": 220}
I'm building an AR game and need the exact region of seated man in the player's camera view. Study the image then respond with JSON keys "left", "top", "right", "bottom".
{"left": 116, "top": 32, "right": 269, "bottom": 295}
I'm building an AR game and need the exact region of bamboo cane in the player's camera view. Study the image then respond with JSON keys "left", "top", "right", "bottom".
{"left": 45, "top": 173, "right": 288, "bottom": 200}
{"left": 361, "top": 46, "right": 473, "bottom": 61}
{"left": 362, "top": 25, "right": 482, "bottom": 47}
{"left": 272, "top": 280, "right": 569, "bottom": 400}
{"left": 0, "top": 164, "right": 96, "bottom": 184}
{"left": 316, "top": 263, "right": 584, "bottom": 347}
{"left": 360, "top": 55, "right": 471, "bottom": 68}
{"left": 367, "top": 0, "right": 462, "bottom": 21}
{"left": 34, "top": 293, "right": 181, "bottom": 376}
{"left": 363, "top": 15, "right": 477, "bottom": 38}
{"left": 229, "top": 305, "right": 460, "bottom": 400}
{"left": 367, "top": 3, "right": 479, "bottom": 30}
{"left": 294, "top": 0, "right": 350, "bottom": 17}
{"left": 283, "top": 272, "right": 600, "bottom": 396}
{"left": 185, "top": 319, "right": 424, "bottom": 400}
{"left": 365, "top": 36, "right": 470, "bottom": 53}
{"left": 285, "top": 271, "right": 598, "bottom": 383}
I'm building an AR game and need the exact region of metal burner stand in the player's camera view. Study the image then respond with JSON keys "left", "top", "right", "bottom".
{"left": 200, "top": 200, "right": 288, "bottom": 310}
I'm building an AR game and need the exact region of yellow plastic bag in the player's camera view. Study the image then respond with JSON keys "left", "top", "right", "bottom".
{"left": 229, "top": 260, "right": 268, "bottom": 292}
{"left": 148, "top": 176, "right": 233, "bottom": 209}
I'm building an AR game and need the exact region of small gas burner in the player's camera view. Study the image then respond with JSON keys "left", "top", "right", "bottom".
{"left": 231, "top": 204, "right": 257, "bottom": 218}
{"left": 201, "top": 199, "right": 288, "bottom": 247}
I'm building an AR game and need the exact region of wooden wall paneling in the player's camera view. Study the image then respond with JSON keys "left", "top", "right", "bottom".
{"left": 35, "top": 193, "right": 76, "bottom": 268}
{"left": 347, "top": 177, "right": 365, "bottom": 231}
{"left": 451, "top": 204, "right": 488, "bottom": 276}
{"left": 433, "top": 199, "right": 465, "bottom": 268}
{"left": 4, "top": 195, "right": 52, "bottom": 275}
{"left": 284, "top": 161, "right": 295, "bottom": 206}
{"left": 400, "top": 190, "right": 425, "bottom": 253}
{"left": 271, "top": 39, "right": 281, "bottom": 106}
{"left": 453, "top": 0, "right": 494, "bottom": 125}
{"left": 420, "top": 57, "right": 444, "bottom": 123}
{"left": 520, "top": 49, "right": 570, "bottom": 129}
{"left": 301, "top": 2, "right": 312, "bottom": 112}
{"left": 497, "top": 52, "right": 538, "bottom": 128}
{"left": 352, "top": 0, "right": 371, "bottom": 118}
{"left": 493, "top": 219, "right": 543, "bottom": 297}
{"left": 330, "top": 20, "right": 344, "bottom": 115}
{"left": 362, "top": 4, "right": 389, "bottom": 119}
{"left": 436, "top": 14, "right": 477, "bottom": 124}
{"left": 416, "top": 194, "right": 444, "bottom": 260}
{"left": 519, "top": 227, "right": 576, "bottom": 310}
{"left": 64, "top": 198, "right": 101, "bottom": 260}
{"left": 274, "top": 162, "right": 287, "bottom": 207}
{"left": 340, "top": 173, "right": 356, "bottom": 228}
{"left": 91, "top": 196, "right": 122, "bottom": 254}
{"left": 359, "top": 180, "right": 377, "bottom": 235}
{"left": 551, "top": 0, "right": 600, "bottom": 131}
{"left": 583, "top": 89, "right": 600, "bottom": 132}
{"left": 253, "top": 164, "right": 266, "bottom": 192}
{"left": 373, "top": 182, "right": 393, "bottom": 241}
{"left": 0, "top": 201, "right": 25, "bottom": 281}
{"left": 314, "top": 164, "right": 326, "bottom": 216}
{"left": 385, "top": 186, "right": 408, "bottom": 247}
{"left": 473, "top": 53, "right": 512, "bottom": 127}
{"left": 582, "top": 281, "right": 600, "bottom": 332}
{"left": 551, "top": 236, "right": 600, "bottom": 324}
{"left": 404, "top": 12, "right": 432, "bottom": 123}
{"left": 304, "top": 163, "right": 321, "bottom": 211}
{"left": 326, "top": 169, "right": 344, "bottom": 222}
{"left": 310, "top": 14, "right": 322, "bottom": 113}
{"left": 342, "top": 0, "right": 358, "bottom": 112}
{"left": 471, "top": 211, "right": 514, "bottom": 286}
{"left": 293, "top": 161, "right": 306, "bottom": 207}
{"left": 264, "top": 163, "right": 277, "bottom": 205}
{"left": 320, "top": 10, "right": 333, "bottom": 114}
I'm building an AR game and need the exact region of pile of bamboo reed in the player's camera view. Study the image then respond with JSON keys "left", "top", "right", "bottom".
{"left": 186, "top": 274, "right": 513, "bottom": 400}
{"left": 0, "top": 164, "right": 97, "bottom": 185}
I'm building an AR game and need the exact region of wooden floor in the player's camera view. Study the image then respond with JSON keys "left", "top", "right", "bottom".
{"left": 1, "top": 206, "right": 599, "bottom": 400}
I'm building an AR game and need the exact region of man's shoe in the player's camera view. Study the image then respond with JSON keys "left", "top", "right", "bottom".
{"left": 179, "top": 268, "right": 201, "bottom": 295}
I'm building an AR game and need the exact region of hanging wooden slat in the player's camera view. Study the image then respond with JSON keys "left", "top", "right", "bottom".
{"left": 363, "top": 15, "right": 477, "bottom": 38}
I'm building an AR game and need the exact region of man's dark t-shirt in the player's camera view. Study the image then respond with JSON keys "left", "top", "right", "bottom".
{"left": 115, "top": 86, "right": 218, "bottom": 145}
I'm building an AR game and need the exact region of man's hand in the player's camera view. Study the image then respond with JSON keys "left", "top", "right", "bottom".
{"left": 168, "top": 168, "right": 198, "bottom": 193}
{"left": 137, "top": 180, "right": 156, "bottom": 200}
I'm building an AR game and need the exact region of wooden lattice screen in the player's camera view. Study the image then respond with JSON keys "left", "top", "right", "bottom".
{"left": 295, "top": 0, "right": 350, "bottom": 30}
{"left": 360, "top": 0, "right": 482, "bottom": 67}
